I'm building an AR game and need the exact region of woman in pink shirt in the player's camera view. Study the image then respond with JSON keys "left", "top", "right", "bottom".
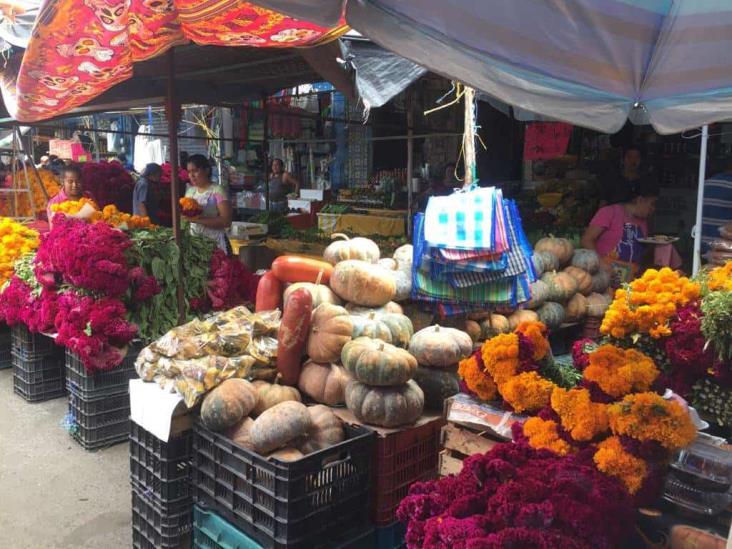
{"left": 580, "top": 180, "right": 659, "bottom": 285}
{"left": 46, "top": 164, "right": 95, "bottom": 223}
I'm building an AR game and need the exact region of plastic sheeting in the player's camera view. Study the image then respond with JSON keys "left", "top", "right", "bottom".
{"left": 0, "top": 1, "right": 347, "bottom": 122}
{"left": 251, "top": 0, "right": 732, "bottom": 135}
{"left": 0, "top": 1, "right": 39, "bottom": 52}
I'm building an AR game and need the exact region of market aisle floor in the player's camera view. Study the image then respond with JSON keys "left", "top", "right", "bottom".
{"left": 0, "top": 370, "right": 130, "bottom": 549}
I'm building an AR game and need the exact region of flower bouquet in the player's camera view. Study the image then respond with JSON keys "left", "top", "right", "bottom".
{"left": 50, "top": 198, "right": 99, "bottom": 220}
{"left": 179, "top": 197, "right": 202, "bottom": 218}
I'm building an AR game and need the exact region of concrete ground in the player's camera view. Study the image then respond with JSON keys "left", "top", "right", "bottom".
{"left": 0, "top": 369, "right": 131, "bottom": 549}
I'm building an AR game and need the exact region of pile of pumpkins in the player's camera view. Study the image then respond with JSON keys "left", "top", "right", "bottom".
{"left": 463, "top": 237, "right": 613, "bottom": 339}
{"left": 527, "top": 237, "right": 612, "bottom": 330}
{"left": 247, "top": 234, "right": 470, "bottom": 432}
{"left": 200, "top": 378, "right": 347, "bottom": 462}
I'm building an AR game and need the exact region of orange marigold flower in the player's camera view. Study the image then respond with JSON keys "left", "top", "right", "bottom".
{"left": 583, "top": 344, "right": 659, "bottom": 399}
{"left": 481, "top": 333, "right": 520, "bottom": 384}
{"left": 515, "top": 320, "right": 551, "bottom": 361}
{"left": 550, "top": 387, "right": 609, "bottom": 442}
{"left": 522, "top": 417, "right": 574, "bottom": 456}
{"left": 0, "top": 217, "right": 39, "bottom": 286}
{"left": 594, "top": 436, "right": 648, "bottom": 494}
{"left": 458, "top": 354, "right": 498, "bottom": 401}
{"left": 705, "top": 261, "right": 732, "bottom": 292}
{"left": 498, "top": 371, "right": 555, "bottom": 413}
{"left": 50, "top": 197, "right": 99, "bottom": 215}
{"left": 607, "top": 392, "right": 697, "bottom": 451}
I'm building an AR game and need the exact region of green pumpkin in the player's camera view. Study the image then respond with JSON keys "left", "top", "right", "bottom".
{"left": 201, "top": 379, "right": 257, "bottom": 432}
{"left": 412, "top": 366, "right": 459, "bottom": 410}
{"left": 345, "top": 379, "right": 424, "bottom": 427}
{"left": 536, "top": 301, "right": 566, "bottom": 330}
{"left": 378, "top": 313, "right": 414, "bottom": 349}
{"left": 350, "top": 313, "right": 392, "bottom": 343}
{"left": 571, "top": 248, "right": 600, "bottom": 274}
{"left": 341, "top": 336, "right": 418, "bottom": 386}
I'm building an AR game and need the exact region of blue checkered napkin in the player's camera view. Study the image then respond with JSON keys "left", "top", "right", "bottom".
{"left": 424, "top": 187, "right": 497, "bottom": 249}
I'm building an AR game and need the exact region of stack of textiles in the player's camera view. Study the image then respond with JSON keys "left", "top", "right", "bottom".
{"left": 412, "top": 186, "right": 535, "bottom": 315}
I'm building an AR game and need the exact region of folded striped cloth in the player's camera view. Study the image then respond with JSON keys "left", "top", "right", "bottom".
{"left": 423, "top": 253, "right": 508, "bottom": 275}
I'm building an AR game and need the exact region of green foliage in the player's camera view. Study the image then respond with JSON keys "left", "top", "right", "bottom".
{"left": 701, "top": 290, "right": 732, "bottom": 362}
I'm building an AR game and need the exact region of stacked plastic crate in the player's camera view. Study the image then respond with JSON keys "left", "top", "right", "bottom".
{"left": 11, "top": 325, "right": 65, "bottom": 402}
{"left": 65, "top": 344, "right": 140, "bottom": 449}
{"left": 0, "top": 324, "right": 12, "bottom": 370}
{"left": 130, "top": 419, "right": 194, "bottom": 549}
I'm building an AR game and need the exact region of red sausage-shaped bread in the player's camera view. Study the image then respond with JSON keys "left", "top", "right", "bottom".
{"left": 276, "top": 287, "right": 313, "bottom": 385}
{"left": 271, "top": 255, "right": 334, "bottom": 284}
{"left": 255, "top": 271, "right": 283, "bottom": 312}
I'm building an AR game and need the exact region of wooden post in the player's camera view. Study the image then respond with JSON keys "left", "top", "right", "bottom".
{"left": 406, "top": 88, "right": 414, "bottom": 237}
{"left": 166, "top": 48, "right": 185, "bottom": 323}
{"left": 462, "top": 86, "right": 476, "bottom": 187}
{"left": 262, "top": 93, "right": 270, "bottom": 213}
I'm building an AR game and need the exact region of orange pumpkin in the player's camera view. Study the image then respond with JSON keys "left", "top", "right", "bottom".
{"left": 563, "top": 266, "right": 593, "bottom": 296}
{"left": 298, "top": 405, "right": 345, "bottom": 454}
{"left": 284, "top": 282, "right": 341, "bottom": 308}
{"left": 586, "top": 293, "right": 611, "bottom": 318}
{"left": 306, "top": 303, "right": 352, "bottom": 363}
{"left": 565, "top": 293, "right": 588, "bottom": 322}
{"left": 480, "top": 314, "right": 511, "bottom": 338}
{"left": 298, "top": 361, "right": 350, "bottom": 406}
{"left": 464, "top": 320, "right": 482, "bottom": 342}
{"left": 323, "top": 234, "right": 380, "bottom": 265}
{"left": 200, "top": 379, "right": 257, "bottom": 432}
{"left": 535, "top": 236, "right": 574, "bottom": 265}
{"left": 346, "top": 302, "right": 404, "bottom": 316}
{"left": 508, "top": 310, "right": 539, "bottom": 330}
{"left": 250, "top": 401, "right": 311, "bottom": 454}
{"left": 330, "top": 260, "right": 396, "bottom": 306}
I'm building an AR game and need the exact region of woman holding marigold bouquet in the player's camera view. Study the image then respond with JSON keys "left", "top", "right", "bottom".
{"left": 46, "top": 164, "right": 96, "bottom": 225}
{"left": 184, "top": 154, "right": 232, "bottom": 253}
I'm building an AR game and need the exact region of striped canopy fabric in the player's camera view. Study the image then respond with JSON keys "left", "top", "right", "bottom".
{"left": 251, "top": 0, "right": 732, "bottom": 134}
{"left": 1, "top": 0, "right": 347, "bottom": 122}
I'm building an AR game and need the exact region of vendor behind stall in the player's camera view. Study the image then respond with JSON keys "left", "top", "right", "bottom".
{"left": 46, "top": 164, "right": 95, "bottom": 222}
{"left": 581, "top": 179, "right": 659, "bottom": 285}
{"left": 599, "top": 146, "right": 647, "bottom": 206}
{"left": 185, "top": 154, "right": 232, "bottom": 252}
{"left": 418, "top": 162, "right": 459, "bottom": 210}
{"left": 267, "top": 158, "right": 299, "bottom": 212}
{"left": 133, "top": 163, "right": 162, "bottom": 224}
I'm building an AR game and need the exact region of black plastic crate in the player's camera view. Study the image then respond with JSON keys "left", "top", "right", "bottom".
{"left": 65, "top": 345, "right": 139, "bottom": 396}
{"left": 132, "top": 483, "right": 192, "bottom": 549}
{"left": 130, "top": 422, "right": 193, "bottom": 504}
{"left": 11, "top": 324, "right": 57, "bottom": 360}
{"left": 68, "top": 389, "right": 130, "bottom": 430}
{"left": 192, "top": 421, "right": 374, "bottom": 549}
{"left": 12, "top": 352, "right": 66, "bottom": 402}
{"left": 0, "top": 325, "right": 11, "bottom": 370}
{"left": 66, "top": 394, "right": 129, "bottom": 450}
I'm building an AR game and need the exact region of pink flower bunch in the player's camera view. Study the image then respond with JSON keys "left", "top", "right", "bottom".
{"left": 397, "top": 442, "right": 634, "bottom": 549}
{"left": 202, "top": 250, "right": 260, "bottom": 312}
{"left": 81, "top": 161, "right": 135, "bottom": 212}
{"left": 571, "top": 338, "right": 598, "bottom": 371}
{"left": 129, "top": 267, "right": 161, "bottom": 302}
{"left": 55, "top": 292, "right": 137, "bottom": 373}
{"left": 0, "top": 277, "right": 58, "bottom": 333}
{"left": 35, "top": 216, "right": 132, "bottom": 297}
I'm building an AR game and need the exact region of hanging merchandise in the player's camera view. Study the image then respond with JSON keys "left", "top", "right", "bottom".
{"left": 133, "top": 125, "right": 164, "bottom": 173}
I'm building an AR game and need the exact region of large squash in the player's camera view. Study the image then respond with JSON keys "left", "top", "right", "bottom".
{"left": 390, "top": 269, "right": 412, "bottom": 302}
{"left": 271, "top": 255, "right": 333, "bottom": 284}
{"left": 226, "top": 417, "right": 255, "bottom": 450}
{"left": 346, "top": 302, "right": 404, "bottom": 316}
{"left": 252, "top": 377, "right": 302, "bottom": 416}
{"left": 379, "top": 313, "right": 414, "bottom": 349}
{"left": 351, "top": 313, "right": 392, "bottom": 343}
{"left": 307, "top": 303, "right": 352, "bottom": 363}
{"left": 464, "top": 320, "right": 482, "bottom": 343}
{"left": 480, "top": 314, "right": 511, "bottom": 338}
{"left": 379, "top": 258, "right": 398, "bottom": 271}
{"left": 508, "top": 309, "right": 539, "bottom": 330}
{"left": 393, "top": 244, "right": 413, "bottom": 266}
{"left": 540, "top": 271, "right": 578, "bottom": 302}
{"left": 298, "top": 361, "right": 350, "bottom": 406}
{"left": 408, "top": 325, "right": 473, "bottom": 368}
{"left": 284, "top": 282, "right": 341, "bottom": 309}
{"left": 565, "top": 293, "right": 588, "bottom": 322}
{"left": 200, "top": 379, "right": 257, "bottom": 432}
{"left": 342, "top": 337, "right": 418, "bottom": 386}
{"left": 534, "top": 236, "right": 574, "bottom": 265}
{"left": 345, "top": 379, "right": 424, "bottom": 428}
{"left": 412, "top": 366, "right": 459, "bottom": 410}
{"left": 330, "top": 260, "right": 396, "bottom": 307}
{"left": 276, "top": 287, "right": 312, "bottom": 385}
{"left": 255, "top": 272, "right": 283, "bottom": 312}
{"left": 250, "top": 401, "right": 311, "bottom": 454}
{"left": 563, "top": 266, "right": 593, "bottom": 296}
{"left": 591, "top": 269, "right": 612, "bottom": 294}
{"left": 533, "top": 250, "right": 560, "bottom": 275}
{"left": 298, "top": 405, "right": 345, "bottom": 454}
{"left": 571, "top": 249, "right": 600, "bottom": 274}
{"left": 526, "top": 279, "right": 550, "bottom": 309}
{"left": 268, "top": 448, "right": 304, "bottom": 462}
{"left": 323, "top": 234, "right": 380, "bottom": 265}
{"left": 586, "top": 292, "right": 611, "bottom": 318}
{"left": 536, "top": 301, "right": 566, "bottom": 330}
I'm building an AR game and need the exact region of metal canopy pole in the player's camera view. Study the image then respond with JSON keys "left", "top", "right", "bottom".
{"left": 166, "top": 48, "right": 185, "bottom": 323}
{"left": 693, "top": 124, "right": 709, "bottom": 276}
{"left": 462, "top": 86, "right": 476, "bottom": 187}
{"left": 406, "top": 89, "right": 414, "bottom": 237}
{"left": 262, "top": 93, "right": 270, "bottom": 213}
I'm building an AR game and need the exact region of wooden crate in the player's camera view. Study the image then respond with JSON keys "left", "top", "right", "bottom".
{"left": 439, "top": 423, "right": 502, "bottom": 477}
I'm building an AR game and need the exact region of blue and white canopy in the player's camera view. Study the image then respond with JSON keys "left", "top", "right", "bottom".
{"left": 254, "top": 0, "right": 732, "bottom": 134}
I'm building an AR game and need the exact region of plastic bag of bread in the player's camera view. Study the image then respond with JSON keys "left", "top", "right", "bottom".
{"left": 711, "top": 239, "right": 732, "bottom": 252}
{"left": 719, "top": 223, "right": 732, "bottom": 240}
